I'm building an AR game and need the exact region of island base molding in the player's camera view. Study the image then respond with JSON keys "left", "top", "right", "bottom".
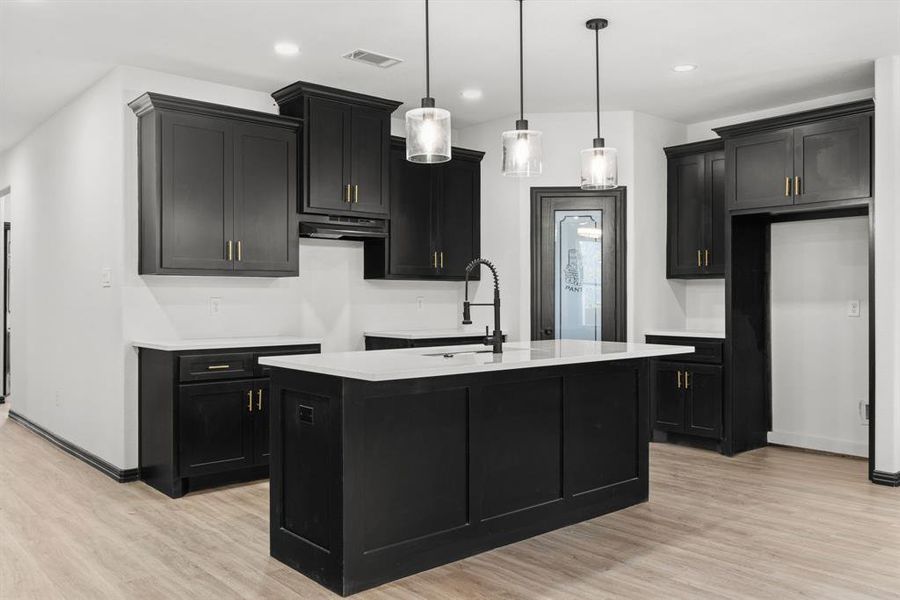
{"left": 269, "top": 359, "right": 651, "bottom": 596}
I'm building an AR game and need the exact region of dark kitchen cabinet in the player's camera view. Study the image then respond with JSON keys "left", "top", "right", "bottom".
{"left": 664, "top": 140, "right": 725, "bottom": 278}
{"left": 271, "top": 81, "right": 401, "bottom": 218}
{"left": 715, "top": 101, "right": 873, "bottom": 212}
{"left": 130, "top": 93, "right": 300, "bottom": 277}
{"left": 646, "top": 334, "right": 725, "bottom": 449}
{"left": 364, "top": 137, "right": 484, "bottom": 281}
{"left": 138, "top": 342, "right": 319, "bottom": 498}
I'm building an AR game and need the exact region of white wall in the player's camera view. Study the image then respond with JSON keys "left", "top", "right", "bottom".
{"left": 457, "top": 109, "right": 687, "bottom": 343}
{"left": 874, "top": 55, "right": 900, "bottom": 474}
{"left": 769, "top": 217, "right": 869, "bottom": 457}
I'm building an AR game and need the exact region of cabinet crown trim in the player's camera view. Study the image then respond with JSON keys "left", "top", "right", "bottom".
{"left": 272, "top": 80, "right": 403, "bottom": 113}
{"left": 128, "top": 92, "right": 301, "bottom": 129}
{"left": 713, "top": 99, "right": 874, "bottom": 138}
{"left": 389, "top": 135, "right": 485, "bottom": 162}
{"left": 663, "top": 138, "right": 724, "bottom": 158}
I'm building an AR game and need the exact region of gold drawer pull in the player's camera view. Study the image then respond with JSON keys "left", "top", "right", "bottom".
{"left": 794, "top": 176, "right": 801, "bottom": 196}
{"left": 345, "top": 184, "right": 351, "bottom": 203}
{"left": 440, "top": 251, "right": 444, "bottom": 269}
{"left": 433, "top": 251, "right": 438, "bottom": 268}
{"left": 684, "top": 371, "right": 691, "bottom": 389}
{"left": 697, "top": 250, "right": 702, "bottom": 268}
{"left": 704, "top": 249, "right": 709, "bottom": 267}
{"left": 677, "top": 370, "right": 682, "bottom": 389}
{"left": 247, "top": 390, "right": 253, "bottom": 412}
{"left": 236, "top": 240, "right": 242, "bottom": 261}
{"left": 226, "top": 240, "right": 233, "bottom": 261}
{"left": 785, "top": 177, "right": 790, "bottom": 197}
{"left": 207, "top": 364, "right": 230, "bottom": 370}
{"left": 257, "top": 388, "right": 263, "bottom": 410}
{"left": 354, "top": 184, "right": 359, "bottom": 203}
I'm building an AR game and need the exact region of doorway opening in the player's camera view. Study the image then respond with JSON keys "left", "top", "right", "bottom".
{"left": 530, "top": 187, "right": 626, "bottom": 342}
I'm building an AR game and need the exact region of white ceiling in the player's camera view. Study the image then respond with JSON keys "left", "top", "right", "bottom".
{"left": 2, "top": 0, "right": 899, "bottom": 152}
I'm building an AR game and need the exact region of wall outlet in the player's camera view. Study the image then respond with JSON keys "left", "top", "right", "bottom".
{"left": 859, "top": 400, "right": 869, "bottom": 425}
{"left": 101, "top": 268, "right": 112, "bottom": 288}
{"left": 54, "top": 390, "right": 61, "bottom": 408}
{"left": 209, "top": 297, "right": 222, "bottom": 316}
{"left": 416, "top": 296, "right": 424, "bottom": 311}
{"left": 847, "top": 299, "right": 861, "bottom": 318}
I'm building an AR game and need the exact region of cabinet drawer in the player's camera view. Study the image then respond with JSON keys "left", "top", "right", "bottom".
{"left": 645, "top": 336, "right": 723, "bottom": 364}
{"left": 179, "top": 353, "right": 256, "bottom": 382}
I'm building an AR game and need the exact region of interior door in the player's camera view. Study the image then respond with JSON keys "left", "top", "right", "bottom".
{"left": 178, "top": 380, "right": 254, "bottom": 477}
{"left": 160, "top": 111, "right": 234, "bottom": 271}
{"left": 668, "top": 154, "right": 706, "bottom": 276}
{"left": 726, "top": 129, "right": 794, "bottom": 210}
{"left": 684, "top": 365, "right": 723, "bottom": 438}
{"left": 793, "top": 115, "right": 871, "bottom": 205}
{"left": 651, "top": 361, "right": 684, "bottom": 433}
{"left": 435, "top": 159, "right": 479, "bottom": 278}
{"left": 532, "top": 188, "right": 625, "bottom": 342}
{"left": 388, "top": 145, "right": 438, "bottom": 277}
{"left": 306, "top": 97, "right": 351, "bottom": 213}
{"left": 350, "top": 106, "right": 389, "bottom": 215}
{"left": 233, "top": 122, "right": 297, "bottom": 274}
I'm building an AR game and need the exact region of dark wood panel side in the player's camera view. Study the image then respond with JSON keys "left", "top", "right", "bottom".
{"left": 139, "top": 348, "right": 181, "bottom": 497}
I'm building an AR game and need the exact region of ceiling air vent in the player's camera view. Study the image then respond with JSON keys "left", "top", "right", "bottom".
{"left": 342, "top": 49, "right": 403, "bottom": 69}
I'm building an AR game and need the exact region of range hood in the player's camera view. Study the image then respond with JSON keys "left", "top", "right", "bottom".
{"left": 298, "top": 213, "right": 388, "bottom": 240}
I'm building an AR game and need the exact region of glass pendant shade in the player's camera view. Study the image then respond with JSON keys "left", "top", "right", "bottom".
{"left": 580, "top": 145, "right": 618, "bottom": 190}
{"left": 405, "top": 106, "right": 451, "bottom": 163}
{"left": 501, "top": 128, "right": 542, "bottom": 177}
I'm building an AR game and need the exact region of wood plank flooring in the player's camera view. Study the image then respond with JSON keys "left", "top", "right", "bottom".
{"left": 1, "top": 403, "right": 898, "bottom": 599}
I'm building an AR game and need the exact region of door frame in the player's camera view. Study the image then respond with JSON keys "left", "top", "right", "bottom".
{"left": 530, "top": 187, "right": 627, "bottom": 342}
{"left": 2, "top": 221, "right": 8, "bottom": 401}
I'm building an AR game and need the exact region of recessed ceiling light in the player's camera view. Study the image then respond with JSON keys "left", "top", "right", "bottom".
{"left": 461, "top": 89, "right": 483, "bottom": 100}
{"left": 673, "top": 64, "right": 697, "bottom": 72}
{"left": 274, "top": 42, "right": 300, "bottom": 56}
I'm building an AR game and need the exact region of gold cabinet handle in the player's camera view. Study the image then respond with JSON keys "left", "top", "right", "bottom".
{"left": 433, "top": 251, "right": 438, "bottom": 268}
{"left": 207, "top": 364, "right": 230, "bottom": 370}
{"left": 440, "top": 251, "right": 444, "bottom": 269}
{"left": 794, "top": 176, "right": 801, "bottom": 196}
{"left": 236, "top": 240, "right": 242, "bottom": 262}
{"left": 685, "top": 371, "right": 690, "bottom": 389}
{"left": 247, "top": 390, "right": 253, "bottom": 412}
{"left": 677, "top": 370, "right": 682, "bottom": 389}
{"left": 354, "top": 184, "right": 359, "bottom": 203}
{"left": 785, "top": 177, "right": 790, "bottom": 197}
{"left": 704, "top": 249, "right": 709, "bottom": 267}
{"left": 697, "top": 250, "right": 702, "bottom": 268}
{"left": 257, "top": 388, "right": 263, "bottom": 411}
{"left": 227, "top": 240, "right": 233, "bottom": 261}
{"left": 345, "top": 184, "right": 351, "bottom": 203}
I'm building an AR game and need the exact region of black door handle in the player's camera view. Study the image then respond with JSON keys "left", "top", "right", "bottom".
{"left": 543, "top": 328, "right": 553, "bottom": 337}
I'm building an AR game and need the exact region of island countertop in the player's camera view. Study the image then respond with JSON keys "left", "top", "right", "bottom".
{"left": 258, "top": 339, "right": 693, "bottom": 381}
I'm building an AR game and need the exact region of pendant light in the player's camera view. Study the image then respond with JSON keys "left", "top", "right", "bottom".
{"left": 580, "top": 18, "right": 617, "bottom": 190}
{"left": 406, "top": 0, "right": 451, "bottom": 163}
{"left": 501, "top": 0, "right": 541, "bottom": 177}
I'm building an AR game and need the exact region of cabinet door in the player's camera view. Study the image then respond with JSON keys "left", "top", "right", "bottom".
{"left": 684, "top": 365, "right": 722, "bottom": 439}
{"left": 793, "top": 115, "right": 871, "bottom": 205}
{"left": 252, "top": 382, "right": 270, "bottom": 465}
{"left": 178, "top": 381, "right": 254, "bottom": 477}
{"left": 651, "top": 361, "right": 684, "bottom": 433}
{"left": 305, "top": 97, "right": 352, "bottom": 214}
{"left": 726, "top": 129, "right": 794, "bottom": 210}
{"left": 706, "top": 150, "right": 726, "bottom": 276}
{"left": 233, "top": 123, "right": 298, "bottom": 274}
{"left": 435, "top": 158, "right": 480, "bottom": 278}
{"left": 388, "top": 145, "right": 439, "bottom": 277}
{"left": 350, "top": 106, "right": 390, "bottom": 216}
{"left": 667, "top": 155, "right": 706, "bottom": 277}
{"left": 160, "top": 112, "right": 234, "bottom": 272}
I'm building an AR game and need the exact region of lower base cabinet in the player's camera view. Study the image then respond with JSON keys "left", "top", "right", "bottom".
{"left": 139, "top": 343, "right": 319, "bottom": 498}
{"left": 647, "top": 335, "right": 725, "bottom": 451}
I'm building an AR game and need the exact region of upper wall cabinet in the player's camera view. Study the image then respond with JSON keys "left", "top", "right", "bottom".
{"left": 130, "top": 93, "right": 300, "bottom": 277}
{"left": 271, "top": 81, "right": 402, "bottom": 219}
{"left": 364, "top": 137, "right": 484, "bottom": 281}
{"left": 664, "top": 139, "right": 725, "bottom": 278}
{"left": 715, "top": 101, "right": 873, "bottom": 212}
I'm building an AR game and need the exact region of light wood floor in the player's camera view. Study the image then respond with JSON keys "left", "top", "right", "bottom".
{"left": 2, "top": 404, "right": 898, "bottom": 600}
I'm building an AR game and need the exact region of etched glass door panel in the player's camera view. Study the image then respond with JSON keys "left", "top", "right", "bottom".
{"left": 554, "top": 211, "right": 603, "bottom": 341}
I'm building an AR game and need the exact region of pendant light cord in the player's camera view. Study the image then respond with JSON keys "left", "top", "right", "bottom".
{"left": 594, "top": 27, "right": 601, "bottom": 140}
{"left": 519, "top": 0, "right": 524, "bottom": 122}
{"left": 425, "top": 0, "right": 431, "bottom": 99}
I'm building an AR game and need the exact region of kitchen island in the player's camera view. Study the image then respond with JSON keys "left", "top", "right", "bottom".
{"left": 259, "top": 339, "right": 692, "bottom": 596}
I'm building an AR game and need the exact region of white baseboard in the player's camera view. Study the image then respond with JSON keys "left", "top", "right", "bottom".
{"left": 767, "top": 430, "right": 868, "bottom": 458}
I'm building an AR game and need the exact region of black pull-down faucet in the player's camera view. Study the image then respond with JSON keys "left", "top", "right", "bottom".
{"left": 462, "top": 258, "right": 503, "bottom": 354}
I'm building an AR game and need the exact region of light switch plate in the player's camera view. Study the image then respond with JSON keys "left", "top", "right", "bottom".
{"left": 847, "top": 299, "right": 861, "bottom": 318}
{"left": 416, "top": 296, "right": 424, "bottom": 311}
{"left": 101, "top": 268, "right": 112, "bottom": 288}
{"left": 209, "top": 297, "right": 222, "bottom": 316}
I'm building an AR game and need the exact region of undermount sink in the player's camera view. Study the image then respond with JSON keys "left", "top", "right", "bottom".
{"left": 422, "top": 348, "right": 532, "bottom": 358}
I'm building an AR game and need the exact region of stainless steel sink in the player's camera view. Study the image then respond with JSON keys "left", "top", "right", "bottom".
{"left": 422, "top": 348, "right": 531, "bottom": 358}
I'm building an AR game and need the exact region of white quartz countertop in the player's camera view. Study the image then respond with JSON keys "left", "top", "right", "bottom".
{"left": 132, "top": 336, "right": 323, "bottom": 351}
{"left": 644, "top": 330, "right": 725, "bottom": 340}
{"left": 258, "top": 339, "right": 694, "bottom": 382}
{"left": 364, "top": 327, "right": 498, "bottom": 340}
